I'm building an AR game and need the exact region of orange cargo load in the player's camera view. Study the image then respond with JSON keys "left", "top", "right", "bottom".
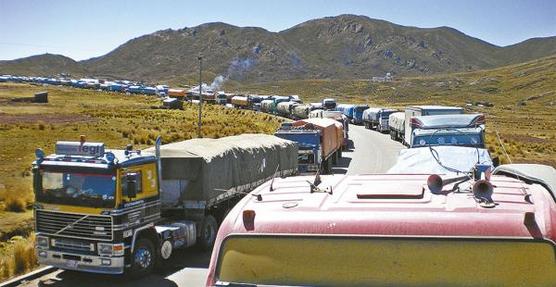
{"left": 168, "top": 88, "right": 186, "bottom": 98}
{"left": 293, "top": 118, "right": 342, "bottom": 159}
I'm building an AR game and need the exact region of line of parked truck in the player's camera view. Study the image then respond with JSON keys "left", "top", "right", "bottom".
{"left": 4, "top": 73, "right": 488, "bottom": 171}
{"left": 329, "top": 103, "right": 486, "bottom": 151}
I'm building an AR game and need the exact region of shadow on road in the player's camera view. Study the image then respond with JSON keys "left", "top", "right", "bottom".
{"left": 332, "top": 155, "right": 352, "bottom": 174}
{"left": 345, "top": 139, "right": 355, "bottom": 151}
{"left": 37, "top": 247, "right": 211, "bottom": 287}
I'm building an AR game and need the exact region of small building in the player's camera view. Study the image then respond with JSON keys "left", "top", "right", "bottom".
{"left": 34, "top": 92, "right": 48, "bottom": 103}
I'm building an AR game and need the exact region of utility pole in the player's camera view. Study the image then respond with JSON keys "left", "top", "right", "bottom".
{"left": 197, "top": 54, "right": 203, "bottom": 138}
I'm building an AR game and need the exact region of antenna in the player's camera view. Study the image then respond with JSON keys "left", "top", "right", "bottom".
{"left": 494, "top": 129, "right": 512, "bottom": 164}
{"left": 313, "top": 166, "right": 322, "bottom": 187}
{"left": 269, "top": 164, "right": 280, "bottom": 192}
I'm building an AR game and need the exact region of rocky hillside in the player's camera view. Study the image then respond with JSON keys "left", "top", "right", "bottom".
{"left": 1, "top": 15, "right": 555, "bottom": 83}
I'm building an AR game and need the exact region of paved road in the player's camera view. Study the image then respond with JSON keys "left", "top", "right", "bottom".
{"left": 332, "top": 124, "right": 405, "bottom": 175}
{"left": 15, "top": 124, "right": 404, "bottom": 287}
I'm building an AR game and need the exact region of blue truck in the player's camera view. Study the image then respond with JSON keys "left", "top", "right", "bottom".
{"left": 336, "top": 104, "right": 369, "bottom": 124}
{"left": 275, "top": 128, "right": 322, "bottom": 174}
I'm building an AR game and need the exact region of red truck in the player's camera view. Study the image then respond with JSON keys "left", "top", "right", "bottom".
{"left": 206, "top": 164, "right": 556, "bottom": 286}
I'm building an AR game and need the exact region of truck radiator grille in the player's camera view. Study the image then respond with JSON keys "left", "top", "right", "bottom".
{"left": 36, "top": 210, "right": 113, "bottom": 241}
{"left": 52, "top": 238, "right": 95, "bottom": 253}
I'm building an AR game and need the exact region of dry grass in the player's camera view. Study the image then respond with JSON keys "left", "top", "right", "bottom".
{"left": 0, "top": 234, "right": 36, "bottom": 281}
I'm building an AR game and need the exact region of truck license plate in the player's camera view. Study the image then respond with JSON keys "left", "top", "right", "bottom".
{"left": 66, "top": 260, "right": 79, "bottom": 268}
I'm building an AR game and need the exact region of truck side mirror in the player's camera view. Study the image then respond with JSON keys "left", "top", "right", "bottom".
{"left": 124, "top": 173, "right": 138, "bottom": 198}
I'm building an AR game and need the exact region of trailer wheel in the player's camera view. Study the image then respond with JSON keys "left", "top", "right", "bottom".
{"left": 200, "top": 215, "right": 218, "bottom": 251}
{"left": 130, "top": 238, "right": 155, "bottom": 277}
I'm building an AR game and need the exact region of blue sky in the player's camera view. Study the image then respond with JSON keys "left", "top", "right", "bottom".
{"left": 0, "top": 0, "right": 555, "bottom": 61}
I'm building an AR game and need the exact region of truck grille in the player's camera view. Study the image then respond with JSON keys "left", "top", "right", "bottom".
{"left": 52, "top": 238, "right": 95, "bottom": 253}
{"left": 36, "top": 210, "right": 113, "bottom": 241}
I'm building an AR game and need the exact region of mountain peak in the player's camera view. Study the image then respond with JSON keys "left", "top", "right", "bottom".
{"left": 1, "top": 15, "right": 555, "bottom": 82}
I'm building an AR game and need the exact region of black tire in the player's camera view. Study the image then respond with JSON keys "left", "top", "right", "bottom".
{"left": 129, "top": 238, "right": 155, "bottom": 278}
{"left": 199, "top": 215, "right": 218, "bottom": 251}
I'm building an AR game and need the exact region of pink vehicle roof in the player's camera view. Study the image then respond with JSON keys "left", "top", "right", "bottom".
{"left": 207, "top": 173, "right": 556, "bottom": 284}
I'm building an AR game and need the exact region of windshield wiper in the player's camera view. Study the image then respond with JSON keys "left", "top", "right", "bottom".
{"left": 55, "top": 214, "right": 89, "bottom": 235}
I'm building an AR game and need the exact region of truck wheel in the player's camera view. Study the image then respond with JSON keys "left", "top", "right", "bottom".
{"left": 200, "top": 215, "right": 218, "bottom": 251}
{"left": 130, "top": 238, "right": 155, "bottom": 277}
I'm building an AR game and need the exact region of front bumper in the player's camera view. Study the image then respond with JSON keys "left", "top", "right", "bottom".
{"left": 37, "top": 249, "right": 125, "bottom": 274}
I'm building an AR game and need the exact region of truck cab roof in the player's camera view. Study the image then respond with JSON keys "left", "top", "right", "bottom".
{"left": 413, "top": 114, "right": 485, "bottom": 129}
{"left": 208, "top": 172, "right": 556, "bottom": 286}
{"left": 35, "top": 141, "right": 156, "bottom": 169}
{"left": 217, "top": 172, "right": 553, "bottom": 239}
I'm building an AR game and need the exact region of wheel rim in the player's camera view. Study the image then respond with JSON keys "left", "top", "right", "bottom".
{"left": 160, "top": 241, "right": 172, "bottom": 260}
{"left": 135, "top": 247, "right": 152, "bottom": 269}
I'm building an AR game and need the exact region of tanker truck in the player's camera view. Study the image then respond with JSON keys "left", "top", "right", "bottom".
{"left": 32, "top": 134, "right": 297, "bottom": 277}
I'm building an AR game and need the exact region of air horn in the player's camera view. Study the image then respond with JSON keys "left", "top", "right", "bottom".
{"left": 427, "top": 174, "right": 469, "bottom": 193}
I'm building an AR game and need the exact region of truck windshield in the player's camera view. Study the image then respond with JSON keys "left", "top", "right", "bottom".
{"left": 37, "top": 171, "right": 116, "bottom": 208}
{"left": 354, "top": 106, "right": 368, "bottom": 113}
{"left": 215, "top": 236, "right": 556, "bottom": 286}
{"left": 412, "top": 133, "right": 483, "bottom": 148}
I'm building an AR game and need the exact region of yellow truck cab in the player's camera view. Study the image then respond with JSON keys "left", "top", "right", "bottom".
{"left": 32, "top": 137, "right": 192, "bottom": 276}
{"left": 32, "top": 134, "right": 298, "bottom": 277}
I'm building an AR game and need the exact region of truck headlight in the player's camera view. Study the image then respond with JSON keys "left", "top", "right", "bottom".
{"left": 98, "top": 243, "right": 124, "bottom": 256}
{"left": 36, "top": 236, "right": 49, "bottom": 249}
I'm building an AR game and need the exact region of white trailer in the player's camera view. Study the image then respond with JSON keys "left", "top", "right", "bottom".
{"left": 404, "top": 106, "right": 464, "bottom": 146}
{"left": 363, "top": 108, "right": 397, "bottom": 132}
{"left": 388, "top": 112, "right": 405, "bottom": 141}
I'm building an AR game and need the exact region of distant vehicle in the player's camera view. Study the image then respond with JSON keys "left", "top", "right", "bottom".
{"left": 363, "top": 108, "right": 397, "bottom": 132}
{"left": 156, "top": 85, "right": 168, "bottom": 97}
{"left": 404, "top": 105, "right": 464, "bottom": 146}
{"left": 292, "top": 104, "right": 311, "bottom": 119}
{"left": 388, "top": 112, "right": 406, "bottom": 141}
{"left": 409, "top": 114, "right": 486, "bottom": 148}
{"left": 309, "top": 102, "right": 323, "bottom": 110}
{"left": 308, "top": 110, "right": 349, "bottom": 149}
{"left": 231, "top": 95, "right": 250, "bottom": 109}
{"left": 215, "top": 92, "right": 228, "bottom": 105}
{"left": 336, "top": 104, "right": 368, "bottom": 124}
{"left": 260, "top": 99, "right": 274, "bottom": 114}
{"left": 275, "top": 118, "right": 343, "bottom": 174}
{"left": 321, "top": 98, "right": 336, "bottom": 110}
{"left": 276, "top": 101, "right": 299, "bottom": 117}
